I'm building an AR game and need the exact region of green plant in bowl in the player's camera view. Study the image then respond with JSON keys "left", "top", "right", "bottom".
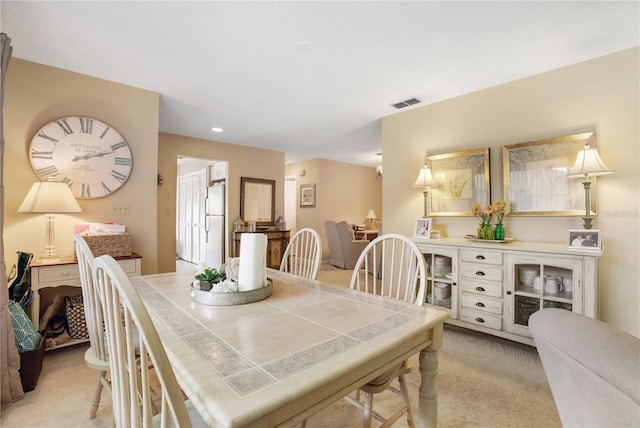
{"left": 195, "top": 267, "right": 224, "bottom": 291}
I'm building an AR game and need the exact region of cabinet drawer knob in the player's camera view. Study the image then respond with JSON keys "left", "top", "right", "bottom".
{"left": 475, "top": 271, "right": 485, "bottom": 276}
{"left": 475, "top": 302, "right": 485, "bottom": 307}
{"left": 475, "top": 317, "right": 485, "bottom": 323}
{"left": 475, "top": 286, "right": 485, "bottom": 292}
{"left": 475, "top": 255, "right": 485, "bottom": 260}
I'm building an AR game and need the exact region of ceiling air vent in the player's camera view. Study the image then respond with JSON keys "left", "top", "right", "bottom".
{"left": 392, "top": 98, "right": 421, "bottom": 109}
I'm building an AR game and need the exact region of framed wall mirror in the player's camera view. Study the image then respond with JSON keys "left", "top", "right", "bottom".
{"left": 503, "top": 132, "right": 596, "bottom": 216}
{"left": 240, "top": 177, "right": 276, "bottom": 226}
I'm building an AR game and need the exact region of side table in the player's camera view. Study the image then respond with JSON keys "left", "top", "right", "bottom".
{"left": 29, "top": 252, "right": 142, "bottom": 349}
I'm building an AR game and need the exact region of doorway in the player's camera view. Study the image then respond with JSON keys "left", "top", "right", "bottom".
{"left": 284, "top": 175, "right": 297, "bottom": 235}
{"left": 175, "top": 157, "right": 228, "bottom": 271}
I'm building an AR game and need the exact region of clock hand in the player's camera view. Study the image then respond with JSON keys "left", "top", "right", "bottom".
{"left": 72, "top": 150, "right": 115, "bottom": 161}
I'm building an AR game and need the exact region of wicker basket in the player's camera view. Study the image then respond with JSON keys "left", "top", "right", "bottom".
{"left": 83, "top": 233, "right": 132, "bottom": 257}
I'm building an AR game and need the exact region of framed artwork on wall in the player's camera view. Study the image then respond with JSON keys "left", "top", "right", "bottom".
{"left": 300, "top": 183, "right": 316, "bottom": 208}
{"left": 428, "top": 148, "right": 491, "bottom": 216}
{"left": 503, "top": 132, "right": 596, "bottom": 216}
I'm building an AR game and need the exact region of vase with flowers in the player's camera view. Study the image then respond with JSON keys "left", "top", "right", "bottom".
{"left": 492, "top": 200, "right": 507, "bottom": 240}
{"left": 472, "top": 203, "right": 495, "bottom": 240}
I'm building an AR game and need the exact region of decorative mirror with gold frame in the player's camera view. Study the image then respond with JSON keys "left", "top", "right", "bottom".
{"left": 240, "top": 177, "right": 275, "bottom": 226}
{"left": 428, "top": 148, "right": 491, "bottom": 216}
{"left": 503, "top": 132, "right": 596, "bottom": 216}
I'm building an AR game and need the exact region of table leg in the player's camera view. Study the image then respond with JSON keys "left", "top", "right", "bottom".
{"left": 418, "top": 324, "right": 444, "bottom": 428}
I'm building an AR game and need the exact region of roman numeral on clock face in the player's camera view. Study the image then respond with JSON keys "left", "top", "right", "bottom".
{"left": 81, "top": 184, "right": 91, "bottom": 198}
{"left": 79, "top": 117, "right": 94, "bottom": 134}
{"left": 111, "top": 141, "right": 127, "bottom": 151}
{"left": 101, "top": 182, "right": 112, "bottom": 194}
{"left": 36, "top": 165, "right": 59, "bottom": 178}
{"left": 37, "top": 131, "right": 58, "bottom": 144}
{"left": 111, "top": 170, "right": 128, "bottom": 183}
{"left": 56, "top": 118, "right": 73, "bottom": 135}
{"left": 115, "top": 157, "right": 131, "bottom": 166}
{"left": 31, "top": 149, "right": 53, "bottom": 160}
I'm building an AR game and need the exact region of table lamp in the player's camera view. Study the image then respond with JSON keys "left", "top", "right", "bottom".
{"left": 567, "top": 143, "right": 612, "bottom": 229}
{"left": 413, "top": 155, "right": 435, "bottom": 217}
{"left": 18, "top": 180, "right": 81, "bottom": 262}
{"left": 365, "top": 209, "right": 377, "bottom": 229}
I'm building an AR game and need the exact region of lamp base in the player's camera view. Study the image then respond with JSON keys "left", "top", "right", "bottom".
{"left": 581, "top": 217, "right": 594, "bottom": 230}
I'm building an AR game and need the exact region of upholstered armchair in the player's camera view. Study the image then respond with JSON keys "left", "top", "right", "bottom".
{"left": 324, "top": 221, "right": 368, "bottom": 269}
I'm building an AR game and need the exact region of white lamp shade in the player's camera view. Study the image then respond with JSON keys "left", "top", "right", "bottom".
{"left": 568, "top": 144, "right": 613, "bottom": 178}
{"left": 413, "top": 166, "right": 435, "bottom": 188}
{"left": 18, "top": 181, "right": 81, "bottom": 213}
{"left": 365, "top": 209, "right": 377, "bottom": 220}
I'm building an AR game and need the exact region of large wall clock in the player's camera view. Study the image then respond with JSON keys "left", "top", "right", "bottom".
{"left": 28, "top": 116, "right": 133, "bottom": 199}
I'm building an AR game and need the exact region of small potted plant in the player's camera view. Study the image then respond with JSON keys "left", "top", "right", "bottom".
{"left": 194, "top": 267, "right": 223, "bottom": 291}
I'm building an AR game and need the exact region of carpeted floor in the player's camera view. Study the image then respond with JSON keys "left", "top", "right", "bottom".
{"left": 1, "top": 263, "right": 561, "bottom": 427}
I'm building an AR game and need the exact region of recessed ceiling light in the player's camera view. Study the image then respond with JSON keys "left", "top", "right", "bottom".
{"left": 211, "top": 127, "right": 223, "bottom": 133}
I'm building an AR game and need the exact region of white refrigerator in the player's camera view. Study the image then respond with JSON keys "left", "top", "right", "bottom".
{"left": 205, "top": 180, "right": 225, "bottom": 268}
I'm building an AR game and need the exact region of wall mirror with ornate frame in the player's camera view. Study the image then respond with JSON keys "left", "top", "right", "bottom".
{"left": 503, "top": 132, "right": 596, "bottom": 216}
{"left": 240, "top": 177, "right": 276, "bottom": 226}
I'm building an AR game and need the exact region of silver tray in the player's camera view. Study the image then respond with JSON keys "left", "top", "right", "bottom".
{"left": 190, "top": 278, "right": 273, "bottom": 306}
{"left": 465, "top": 237, "right": 515, "bottom": 244}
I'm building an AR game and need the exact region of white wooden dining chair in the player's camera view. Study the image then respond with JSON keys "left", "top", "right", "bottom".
{"left": 92, "top": 255, "right": 207, "bottom": 427}
{"left": 347, "top": 233, "right": 427, "bottom": 428}
{"left": 74, "top": 235, "right": 111, "bottom": 419}
{"left": 280, "top": 227, "right": 322, "bottom": 280}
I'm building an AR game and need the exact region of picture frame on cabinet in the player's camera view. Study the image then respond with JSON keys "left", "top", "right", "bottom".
{"left": 427, "top": 148, "right": 491, "bottom": 216}
{"left": 413, "top": 217, "right": 432, "bottom": 239}
{"left": 299, "top": 183, "right": 316, "bottom": 208}
{"left": 568, "top": 229, "right": 601, "bottom": 250}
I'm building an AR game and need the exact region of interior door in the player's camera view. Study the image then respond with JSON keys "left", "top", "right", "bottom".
{"left": 176, "top": 170, "right": 207, "bottom": 264}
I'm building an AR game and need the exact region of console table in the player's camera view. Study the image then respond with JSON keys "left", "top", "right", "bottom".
{"left": 29, "top": 253, "right": 142, "bottom": 349}
{"left": 354, "top": 229, "right": 378, "bottom": 241}
{"left": 232, "top": 230, "right": 290, "bottom": 269}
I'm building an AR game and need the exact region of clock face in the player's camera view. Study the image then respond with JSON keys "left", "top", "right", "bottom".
{"left": 28, "top": 117, "right": 133, "bottom": 199}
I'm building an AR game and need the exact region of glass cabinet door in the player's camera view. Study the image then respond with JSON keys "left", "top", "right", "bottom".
{"left": 505, "top": 254, "right": 582, "bottom": 337}
{"left": 421, "top": 247, "right": 458, "bottom": 319}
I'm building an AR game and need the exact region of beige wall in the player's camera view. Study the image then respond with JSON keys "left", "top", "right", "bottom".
{"left": 3, "top": 59, "right": 160, "bottom": 274}
{"left": 382, "top": 47, "right": 639, "bottom": 336}
{"left": 158, "top": 133, "right": 285, "bottom": 273}
{"left": 286, "top": 158, "right": 382, "bottom": 259}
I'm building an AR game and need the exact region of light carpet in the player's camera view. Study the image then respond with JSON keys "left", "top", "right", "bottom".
{"left": 1, "top": 264, "right": 561, "bottom": 427}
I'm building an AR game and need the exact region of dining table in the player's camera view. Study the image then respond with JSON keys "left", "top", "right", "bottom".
{"left": 131, "top": 268, "right": 450, "bottom": 427}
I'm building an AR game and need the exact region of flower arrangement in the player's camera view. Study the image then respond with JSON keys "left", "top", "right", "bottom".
{"left": 472, "top": 203, "right": 495, "bottom": 225}
{"left": 492, "top": 200, "right": 507, "bottom": 225}
{"left": 472, "top": 201, "right": 507, "bottom": 240}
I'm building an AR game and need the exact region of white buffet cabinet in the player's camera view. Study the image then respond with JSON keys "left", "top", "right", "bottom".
{"left": 414, "top": 238, "right": 601, "bottom": 346}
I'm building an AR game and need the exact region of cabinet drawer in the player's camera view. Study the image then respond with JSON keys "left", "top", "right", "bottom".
{"left": 34, "top": 265, "right": 80, "bottom": 285}
{"left": 461, "top": 250, "right": 502, "bottom": 265}
{"left": 461, "top": 292, "right": 502, "bottom": 315}
{"left": 461, "top": 262, "right": 502, "bottom": 282}
{"left": 461, "top": 279, "right": 502, "bottom": 298}
{"left": 460, "top": 308, "right": 502, "bottom": 331}
{"left": 117, "top": 259, "right": 139, "bottom": 276}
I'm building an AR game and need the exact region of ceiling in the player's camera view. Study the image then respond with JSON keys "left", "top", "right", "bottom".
{"left": 2, "top": 1, "right": 638, "bottom": 168}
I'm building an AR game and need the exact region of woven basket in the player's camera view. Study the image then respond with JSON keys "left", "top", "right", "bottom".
{"left": 83, "top": 233, "right": 132, "bottom": 257}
